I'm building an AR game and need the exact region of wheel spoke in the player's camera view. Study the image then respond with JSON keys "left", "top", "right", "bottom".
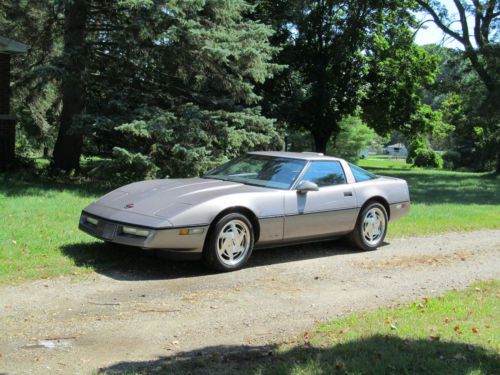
{"left": 216, "top": 219, "right": 251, "bottom": 266}
{"left": 362, "top": 207, "right": 385, "bottom": 246}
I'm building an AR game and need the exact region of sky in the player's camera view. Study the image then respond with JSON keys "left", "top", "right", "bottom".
{"left": 414, "top": 0, "right": 475, "bottom": 49}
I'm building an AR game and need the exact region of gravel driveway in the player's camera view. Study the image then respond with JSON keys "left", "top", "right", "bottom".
{"left": 1, "top": 230, "right": 499, "bottom": 374}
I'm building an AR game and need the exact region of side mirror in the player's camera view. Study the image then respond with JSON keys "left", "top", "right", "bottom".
{"left": 296, "top": 180, "right": 319, "bottom": 194}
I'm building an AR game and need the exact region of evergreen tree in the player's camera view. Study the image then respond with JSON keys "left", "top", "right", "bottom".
{"left": 83, "top": 0, "right": 282, "bottom": 178}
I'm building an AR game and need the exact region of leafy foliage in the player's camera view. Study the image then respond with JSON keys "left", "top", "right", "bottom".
{"left": 412, "top": 148, "right": 443, "bottom": 168}
{"left": 0, "top": 1, "right": 62, "bottom": 152}
{"left": 329, "top": 116, "right": 377, "bottom": 163}
{"left": 1, "top": 0, "right": 282, "bottom": 176}
{"left": 257, "top": 0, "right": 440, "bottom": 153}
{"left": 85, "top": 0, "right": 283, "bottom": 178}
{"left": 406, "top": 136, "right": 442, "bottom": 168}
{"left": 1, "top": 0, "right": 498, "bottom": 176}
{"left": 422, "top": 45, "right": 499, "bottom": 171}
{"left": 89, "top": 147, "right": 158, "bottom": 183}
{"left": 362, "top": 30, "right": 441, "bottom": 137}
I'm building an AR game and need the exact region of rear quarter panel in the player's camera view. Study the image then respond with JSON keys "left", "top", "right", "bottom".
{"left": 353, "top": 177, "right": 410, "bottom": 220}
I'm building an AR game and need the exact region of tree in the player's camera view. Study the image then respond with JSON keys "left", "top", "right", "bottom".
{"left": 418, "top": 46, "right": 498, "bottom": 172}
{"left": 0, "top": 1, "right": 62, "bottom": 154}
{"left": 328, "top": 116, "right": 377, "bottom": 162}
{"left": 416, "top": 1, "right": 499, "bottom": 96}
{"left": 82, "top": 0, "right": 282, "bottom": 179}
{"left": 416, "top": 1, "right": 499, "bottom": 171}
{"left": 10, "top": 0, "right": 281, "bottom": 174}
{"left": 256, "top": 0, "right": 440, "bottom": 153}
{"left": 52, "top": 0, "right": 89, "bottom": 171}
{"left": 361, "top": 28, "right": 441, "bottom": 138}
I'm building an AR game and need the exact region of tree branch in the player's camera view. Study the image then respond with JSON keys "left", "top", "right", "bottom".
{"left": 416, "top": 0, "right": 497, "bottom": 93}
{"left": 415, "top": 1, "right": 464, "bottom": 43}
{"left": 481, "top": 0, "right": 499, "bottom": 43}
{"left": 471, "top": 0, "right": 485, "bottom": 49}
{"left": 452, "top": 0, "right": 472, "bottom": 48}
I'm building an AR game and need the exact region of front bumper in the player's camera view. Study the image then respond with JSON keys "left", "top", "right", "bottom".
{"left": 79, "top": 212, "right": 208, "bottom": 255}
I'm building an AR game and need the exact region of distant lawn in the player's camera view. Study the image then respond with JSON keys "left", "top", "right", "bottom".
{"left": 147, "top": 281, "right": 499, "bottom": 374}
{"left": 0, "top": 159, "right": 499, "bottom": 284}
{"left": 358, "top": 155, "right": 411, "bottom": 170}
{"left": 358, "top": 156, "right": 500, "bottom": 237}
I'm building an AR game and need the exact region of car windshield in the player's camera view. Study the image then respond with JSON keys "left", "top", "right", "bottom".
{"left": 204, "top": 154, "right": 307, "bottom": 190}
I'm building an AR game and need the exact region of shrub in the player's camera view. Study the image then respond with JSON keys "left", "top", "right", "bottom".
{"left": 329, "top": 116, "right": 377, "bottom": 163}
{"left": 413, "top": 148, "right": 443, "bottom": 168}
{"left": 442, "top": 150, "right": 461, "bottom": 170}
{"left": 406, "top": 137, "right": 426, "bottom": 164}
{"left": 89, "top": 147, "right": 159, "bottom": 183}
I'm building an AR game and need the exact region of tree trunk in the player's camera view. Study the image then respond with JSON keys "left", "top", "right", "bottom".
{"left": 496, "top": 151, "right": 500, "bottom": 175}
{"left": 312, "top": 130, "right": 331, "bottom": 155}
{"left": 52, "top": 0, "right": 89, "bottom": 172}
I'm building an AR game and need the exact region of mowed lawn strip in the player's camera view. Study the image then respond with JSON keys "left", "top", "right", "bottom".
{"left": 152, "top": 281, "right": 500, "bottom": 375}
{"left": 358, "top": 158, "right": 500, "bottom": 238}
{"left": 1, "top": 162, "right": 499, "bottom": 284}
{"left": 0, "top": 177, "right": 104, "bottom": 283}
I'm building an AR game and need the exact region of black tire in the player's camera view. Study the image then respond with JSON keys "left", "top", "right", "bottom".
{"left": 349, "top": 202, "right": 388, "bottom": 251}
{"left": 203, "top": 212, "right": 255, "bottom": 272}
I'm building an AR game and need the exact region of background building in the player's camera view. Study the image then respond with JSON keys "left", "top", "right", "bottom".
{"left": 0, "top": 36, "right": 27, "bottom": 170}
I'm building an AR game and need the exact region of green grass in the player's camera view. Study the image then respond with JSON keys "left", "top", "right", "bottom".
{"left": 359, "top": 157, "right": 500, "bottom": 238}
{"left": 0, "top": 174, "right": 206, "bottom": 285}
{"left": 1, "top": 158, "right": 499, "bottom": 284}
{"left": 264, "top": 281, "right": 500, "bottom": 375}
{"left": 0, "top": 177, "right": 105, "bottom": 283}
{"left": 358, "top": 155, "right": 411, "bottom": 170}
{"left": 99, "top": 281, "right": 500, "bottom": 374}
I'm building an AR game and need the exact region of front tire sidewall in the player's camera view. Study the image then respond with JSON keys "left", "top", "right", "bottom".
{"left": 204, "top": 213, "right": 254, "bottom": 272}
{"left": 352, "top": 202, "right": 388, "bottom": 251}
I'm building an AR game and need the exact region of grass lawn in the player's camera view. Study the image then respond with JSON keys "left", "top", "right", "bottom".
{"left": 358, "top": 155, "right": 411, "bottom": 170}
{"left": 0, "top": 157, "right": 499, "bottom": 284}
{"left": 149, "top": 281, "right": 499, "bottom": 374}
{"left": 0, "top": 177, "right": 106, "bottom": 283}
{"left": 358, "top": 158, "right": 500, "bottom": 237}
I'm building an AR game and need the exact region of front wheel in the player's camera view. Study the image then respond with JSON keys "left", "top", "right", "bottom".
{"left": 349, "top": 202, "right": 388, "bottom": 251}
{"left": 203, "top": 213, "right": 254, "bottom": 272}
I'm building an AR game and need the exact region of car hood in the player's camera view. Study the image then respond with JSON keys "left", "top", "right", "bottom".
{"left": 93, "top": 177, "right": 255, "bottom": 218}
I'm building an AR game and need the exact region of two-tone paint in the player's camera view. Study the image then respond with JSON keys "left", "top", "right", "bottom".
{"left": 79, "top": 151, "right": 410, "bottom": 257}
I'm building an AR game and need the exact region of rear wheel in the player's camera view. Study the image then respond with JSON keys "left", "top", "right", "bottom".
{"left": 349, "top": 202, "right": 387, "bottom": 251}
{"left": 203, "top": 213, "right": 254, "bottom": 272}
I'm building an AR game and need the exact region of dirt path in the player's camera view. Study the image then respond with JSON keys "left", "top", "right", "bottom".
{"left": 1, "top": 230, "right": 499, "bottom": 374}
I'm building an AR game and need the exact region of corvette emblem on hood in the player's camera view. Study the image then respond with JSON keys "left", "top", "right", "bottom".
{"left": 124, "top": 203, "right": 135, "bottom": 209}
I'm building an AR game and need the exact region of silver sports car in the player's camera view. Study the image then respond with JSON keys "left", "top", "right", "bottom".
{"left": 79, "top": 151, "right": 410, "bottom": 271}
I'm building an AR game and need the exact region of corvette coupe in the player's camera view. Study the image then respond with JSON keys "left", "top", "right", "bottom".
{"left": 79, "top": 151, "right": 410, "bottom": 271}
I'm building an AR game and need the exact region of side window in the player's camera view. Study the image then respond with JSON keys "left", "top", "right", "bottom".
{"left": 349, "top": 163, "right": 377, "bottom": 182}
{"left": 299, "top": 161, "right": 346, "bottom": 187}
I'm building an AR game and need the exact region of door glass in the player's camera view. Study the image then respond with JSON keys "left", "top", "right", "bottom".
{"left": 299, "top": 161, "right": 346, "bottom": 187}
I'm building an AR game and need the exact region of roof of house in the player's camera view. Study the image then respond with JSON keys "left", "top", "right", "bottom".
{"left": 386, "top": 143, "right": 406, "bottom": 149}
{"left": 0, "top": 36, "right": 28, "bottom": 55}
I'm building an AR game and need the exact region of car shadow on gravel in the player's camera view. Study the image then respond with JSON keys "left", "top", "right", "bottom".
{"left": 60, "top": 238, "right": 368, "bottom": 281}
{"left": 98, "top": 335, "right": 499, "bottom": 374}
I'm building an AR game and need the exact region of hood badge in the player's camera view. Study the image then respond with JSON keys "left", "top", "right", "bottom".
{"left": 124, "top": 203, "right": 135, "bottom": 209}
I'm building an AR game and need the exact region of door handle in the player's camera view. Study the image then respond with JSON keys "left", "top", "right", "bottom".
{"left": 343, "top": 191, "right": 353, "bottom": 197}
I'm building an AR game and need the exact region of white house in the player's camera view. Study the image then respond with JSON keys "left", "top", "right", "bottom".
{"left": 383, "top": 143, "right": 408, "bottom": 157}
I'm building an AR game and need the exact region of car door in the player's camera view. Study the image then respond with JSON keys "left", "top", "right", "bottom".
{"left": 283, "top": 160, "right": 357, "bottom": 240}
